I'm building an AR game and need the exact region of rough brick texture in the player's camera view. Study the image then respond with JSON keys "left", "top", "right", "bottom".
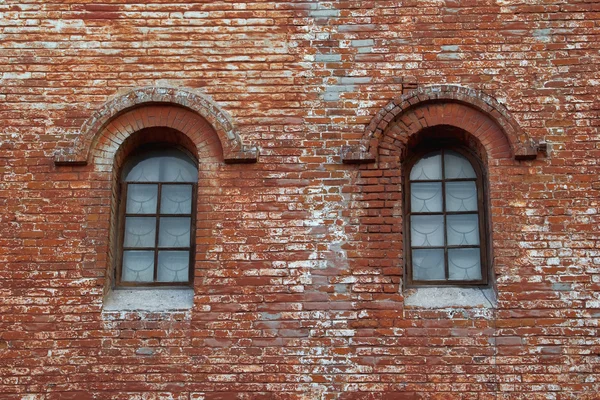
{"left": 1, "top": 1, "right": 599, "bottom": 399}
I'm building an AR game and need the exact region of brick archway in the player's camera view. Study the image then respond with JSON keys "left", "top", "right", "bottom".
{"left": 92, "top": 105, "right": 226, "bottom": 170}
{"left": 54, "top": 86, "right": 258, "bottom": 165}
{"left": 341, "top": 85, "right": 542, "bottom": 163}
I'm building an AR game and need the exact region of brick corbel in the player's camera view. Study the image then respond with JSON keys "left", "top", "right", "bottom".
{"left": 341, "top": 85, "right": 544, "bottom": 164}
{"left": 54, "top": 86, "right": 258, "bottom": 165}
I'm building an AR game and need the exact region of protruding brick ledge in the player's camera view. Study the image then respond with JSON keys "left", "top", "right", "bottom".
{"left": 340, "top": 143, "right": 376, "bottom": 164}
{"left": 223, "top": 145, "right": 260, "bottom": 164}
{"left": 341, "top": 85, "right": 545, "bottom": 164}
{"left": 54, "top": 86, "right": 258, "bottom": 166}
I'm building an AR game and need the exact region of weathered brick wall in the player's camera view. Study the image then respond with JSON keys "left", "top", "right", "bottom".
{"left": 1, "top": 1, "right": 599, "bottom": 399}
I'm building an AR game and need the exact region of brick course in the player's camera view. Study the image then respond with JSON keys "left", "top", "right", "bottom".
{"left": 1, "top": 1, "right": 599, "bottom": 399}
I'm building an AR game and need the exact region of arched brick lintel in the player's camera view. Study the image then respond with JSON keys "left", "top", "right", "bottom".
{"left": 381, "top": 102, "right": 512, "bottom": 160}
{"left": 92, "top": 105, "right": 225, "bottom": 168}
{"left": 54, "top": 86, "right": 258, "bottom": 165}
{"left": 341, "top": 85, "right": 542, "bottom": 164}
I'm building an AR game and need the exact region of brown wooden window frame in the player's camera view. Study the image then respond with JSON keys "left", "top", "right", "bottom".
{"left": 116, "top": 148, "right": 197, "bottom": 288}
{"left": 404, "top": 146, "right": 489, "bottom": 287}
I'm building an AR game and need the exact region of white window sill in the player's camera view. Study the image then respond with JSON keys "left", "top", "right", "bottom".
{"left": 103, "top": 288, "right": 194, "bottom": 312}
{"left": 404, "top": 286, "right": 496, "bottom": 308}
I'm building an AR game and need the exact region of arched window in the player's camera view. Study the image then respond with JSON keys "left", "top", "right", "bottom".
{"left": 117, "top": 147, "right": 198, "bottom": 286}
{"left": 405, "top": 148, "right": 488, "bottom": 286}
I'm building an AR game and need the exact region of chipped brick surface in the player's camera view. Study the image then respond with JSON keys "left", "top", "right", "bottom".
{"left": 1, "top": 1, "right": 600, "bottom": 399}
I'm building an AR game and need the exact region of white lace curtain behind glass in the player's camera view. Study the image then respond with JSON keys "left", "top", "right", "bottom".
{"left": 119, "top": 148, "right": 198, "bottom": 285}
{"left": 123, "top": 149, "right": 198, "bottom": 183}
{"left": 408, "top": 149, "right": 484, "bottom": 283}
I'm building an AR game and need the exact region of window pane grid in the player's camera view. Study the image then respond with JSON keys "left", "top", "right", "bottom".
{"left": 411, "top": 210, "right": 480, "bottom": 215}
{"left": 119, "top": 181, "right": 195, "bottom": 286}
{"left": 410, "top": 178, "right": 480, "bottom": 183}
{"left": 441, "top": 153, "right": 449, "bottom": 281}
{"left": 411, "top": 245, "right": 480, "bottom": 249}
{"left": 407, "top": 149, "right": 486, "bottom": 285}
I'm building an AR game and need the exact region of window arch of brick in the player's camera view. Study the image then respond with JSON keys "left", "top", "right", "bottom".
{"left": 341, "top": 85, "right": 543, "bottom": 164}
{"left": 56, "top": 91, "right": 255, "bottom": 292}
{"left": 54, "top": 86, "right": 258, "bottom": 166}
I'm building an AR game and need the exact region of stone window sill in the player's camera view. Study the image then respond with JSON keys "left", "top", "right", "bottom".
{"left": 102, "top": 288, "right": 194, "bottom": 312}
{"left": 404, "top": 286, "right": 496, "bottom": 308}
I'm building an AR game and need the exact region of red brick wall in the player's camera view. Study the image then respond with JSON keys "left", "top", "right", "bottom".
{"left": 1, "top": 1, "right": 599, "bottom": 399}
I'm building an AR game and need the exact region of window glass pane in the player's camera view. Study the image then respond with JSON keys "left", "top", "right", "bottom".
{"left": 448, "top": 248, "right": 482, "bottom": 281}
{"left": 159, "top": 217, "right": 191, "bottom": 248}
{"left": 158, "top": 155, "right": 198, "bottom": 183}
{"left": 444, "top": 150, "right": 476, "bottom": 179}
{"left": 411, "top": 215, "right": 444, "bottom": 247}
{"left": 410, "top": 151, "right": 442, "bottom": 180}
{"left": 445, "top": 181, "right": 478, "bottom": 212}
{"left": 126, "top": 184, "right": 158, "bottom": 214}
{"left": 160, "top": 184, "right": 193, "bottom": 214}
{"left": 157, "top": 251, "right": 190, "bottom": 282}
{"left": 123, "top": 155, "right": 161, "bottom": 182}
{"left": 411, "top": 182, "right": 443, "bottom": 213}
{"left": 446, "top": 214, "right": 480, "bottom": 246}
{"left": 122, "top": 250, "right": 154, "bottom": 282}
{"left": 412, "top": 249, "right": 445, "bottom": 281}
{"left": 123, "top": 149, "right": 198, "bottom": 183}
{"left": 124, "top": 217, "right": 156, "bottom": 248}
